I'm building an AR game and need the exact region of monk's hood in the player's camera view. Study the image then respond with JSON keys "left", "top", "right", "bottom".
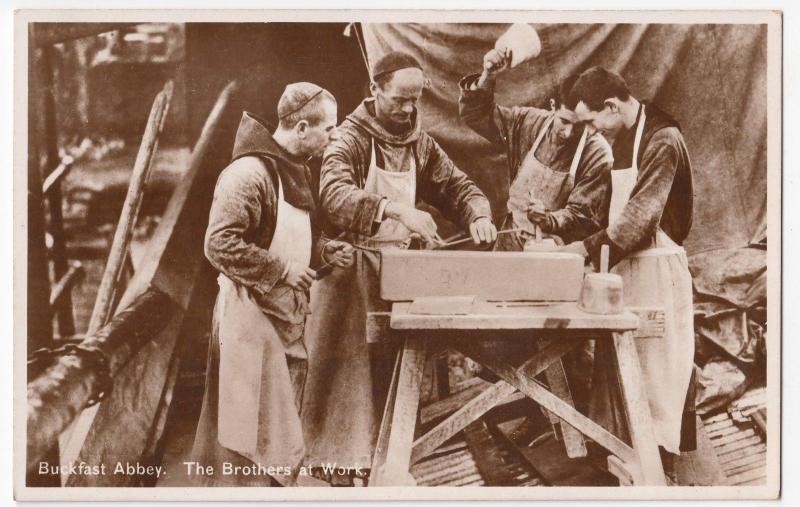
{"left": 344, "top": 98, "right": 422, "bottom": 145}
{"left": 231, "top": 112, "right": 315, "bottom": 211}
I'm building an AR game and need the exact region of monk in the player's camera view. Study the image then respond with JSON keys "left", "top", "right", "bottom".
{"left": 566, "top": 66, "right": 695, "bottom": 480}
{"left": 302, "top": 51, "right": 496, "bottom": 484}
{"left": 191, "top": 83, "right": 352, "bottom": 486}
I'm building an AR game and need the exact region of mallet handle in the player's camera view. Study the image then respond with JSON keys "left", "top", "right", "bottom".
{"left": 600, "top": 244, "right": 610, "bottom": 273}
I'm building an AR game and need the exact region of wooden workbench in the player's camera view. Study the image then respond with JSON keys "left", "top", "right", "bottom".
{"left": 366, "top": 301, "right": 667, "bottom": 487}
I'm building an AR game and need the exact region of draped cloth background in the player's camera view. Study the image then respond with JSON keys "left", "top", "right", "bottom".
{"left": 362, "top": 23, "right": 768, "bottom": 254}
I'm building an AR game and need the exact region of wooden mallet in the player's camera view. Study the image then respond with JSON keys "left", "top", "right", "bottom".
{"left": 577, "top": 244, "right": 624, "bottom": 314}
{"left": 523, "top": 199, "right": 558, "bottom": 251}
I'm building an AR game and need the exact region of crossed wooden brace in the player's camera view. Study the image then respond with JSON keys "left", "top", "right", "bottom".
{"left": 367, "top": 307, "right": 667, "bottom": 487}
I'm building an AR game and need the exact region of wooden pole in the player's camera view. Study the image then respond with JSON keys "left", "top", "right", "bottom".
{"left": 60, "top": 82, "right": 239, "bottom": 485}
{"left": 40, "top": 44, "right": 77, "bottom": 338}
{"left": 26, "top": 26, "right": 58, "bottom": 487}
{"left": 86, "top": 81, "right": 174, "bottom": 334}
{"left": 600, "top": 244, "right": 610, "bottom": 274}
{"left": 27, "top": 26, "right": 54, "bottom": 353}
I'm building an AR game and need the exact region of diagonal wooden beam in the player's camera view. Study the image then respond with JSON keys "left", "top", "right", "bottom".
{"left": 411, "top": 338, "right": 579, "bottom": 464}
{"left": 412, "top": 379, "right": 517, "bottom": 465}
{"left": 536, "top": 338, "right": 587, "bottom": 458}
{"left": 460, "top": 341, "right": 637, "bottom": 464}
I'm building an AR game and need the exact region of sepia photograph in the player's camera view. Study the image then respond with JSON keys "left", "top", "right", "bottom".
{"left": 13, "top": 8, "right": 781, "bottom": 501}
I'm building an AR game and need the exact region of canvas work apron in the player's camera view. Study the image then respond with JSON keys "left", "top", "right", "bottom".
{"left": 496, "top": 116, "right": 588, "bottom": 251}
{"left": 590, "top": 106, "right": 695, "bottom": 454}
{"left": 302, "top": 139, "right": 416, "bottom": 471}
{"left": 216, "top": 175, "right": 311, "bottom": 482}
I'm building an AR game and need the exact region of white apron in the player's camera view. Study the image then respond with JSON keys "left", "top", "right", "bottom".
{"left": 363, "top": 138, "right": 417, "bottom": 246}
{"left": 301, "top": 138, "right": 417, "bottom": 469}
{"left": 497, "top": 116, "right": 587, "bottom": 251}
{"left": 607, "top": 106, "right": 695, "bottom": 453}
{"left": 217, "top": 173, "right": 311, "bottom": 479}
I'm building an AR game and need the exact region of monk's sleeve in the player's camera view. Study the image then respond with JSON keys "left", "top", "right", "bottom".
{"left": 548, "top": 139, "right": 612, "bottom": 244}
{"left": 583, "top": 128, "right": 682, "bottom": 267}
{"left": 319, "top": 134, "right": 383, "bottom": 236}
{"left": 204, "top": 160, "right": 286, "bottom": 295}
{"left": 458, "top": 73, "right": 525, "bottom": 146}
{"left": 459, "top": 73, "right": 548, "bottom": 177}
{"left": 418, "top": 134, "right": 493, "bottom": 229}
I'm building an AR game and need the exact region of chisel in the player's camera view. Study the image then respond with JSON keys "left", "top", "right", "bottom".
{"left": 431, "top": 227, "right": 525, "bottom": 250}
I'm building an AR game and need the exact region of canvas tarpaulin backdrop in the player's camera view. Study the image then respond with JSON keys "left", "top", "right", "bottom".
{"left": 361, "top": 23, "right": 768, "bottom": 254}
{"left": 362, "top": 23, "right": 769, "bottom": 408}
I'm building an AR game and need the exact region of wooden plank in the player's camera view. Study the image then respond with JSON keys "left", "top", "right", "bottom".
{"left": 370, "top": 349, "right": 402, "bottom": 474}
{"left": 411, "top": 449, "right": 471, "bottom": 475}
{"left": 725, "top": 451, "right": 766, "bottom": 470}
{"left": 675, "top": 416, "right": 728, "bottom": 486}
{"left": 608, "top": 455, "right": 635, "bottom": 486}
{"left": 536, "top": 338, "right": 587, "bottom": 458}
{"left": 704, "top": 412, "right": 731, "bottom": 424}
{"left": 751, "top": 408, "right": 767, "bottom": 437}
{"left": 717, "top": 443, "right": 767, "bottom": 465}
{"left": 42, "top": 156, "right": 74, "bottom": 195}
{"left": 412, "top": 450, "right": 472, "bottom": 477}
{"left": 707, "top": 423, "right": 741, "bottom": 439}
{"left": 705, "top": 418, "right": 735, "bottom": 433}
{"left": 370, "top": 337, "right": 427, "bottom": 486}
{"left": 88, "top": 81, "right": 174, "bottom": 333}
{"left": 611, "top": 331, "right": 666, "bottom": 485}
{"left": 434, "top": 354, "right": 451, "bottom": 399}
{"left": 424, "top": 440, "right": 469, "bottom": 456}
{"left": 411, "top": 339, "right": 579, "bottom": 464}
{"left": 713, "top": 427, "right": 757, "bottom": 445}
{"left": 459, "top": 341, "right": 637, "bottom": 464}
{"left": 447, "top": 473, "right": 485, "bottom": 487}
{"left": 727, "top": 466, "right": 766, "bottom": 486}
{"left": 421, "top": 379, "right": 526, "bottom": 426}
{"left": 412, "top": 379, "right": 517, "bottom": 464}
{"left": 726, "top": 453, "right": 766, "bottom": 476}
{"left": 420, "top": 465, "right": 480, "bottom": 487}
{"left": 715, "top": 435, "right": 763, "bottom": 456}
{"left": 391, "top": 302, "right": 640, "bottom": 331}
{"left": 48, "top": 262, "right": 85, "bottom": 311}
{"left": 408, "top": 295, "right": 487, "bottom": 315}
{"left": 381, "top": 249, "right": 584, "bottom": 302}
{"left": 463, "top": 420, "right": 518, "bottom": 486}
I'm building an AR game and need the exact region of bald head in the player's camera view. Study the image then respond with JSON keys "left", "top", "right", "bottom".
{"left": 277, "top": 82, "right": 337, "bottom": 130}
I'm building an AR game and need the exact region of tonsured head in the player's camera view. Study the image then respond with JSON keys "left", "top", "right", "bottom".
{"left": 370, "top": 51, "right": 426, "bottom": 133}
{"left": 277, "top": 82, "right": 338, "bottom": 158}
